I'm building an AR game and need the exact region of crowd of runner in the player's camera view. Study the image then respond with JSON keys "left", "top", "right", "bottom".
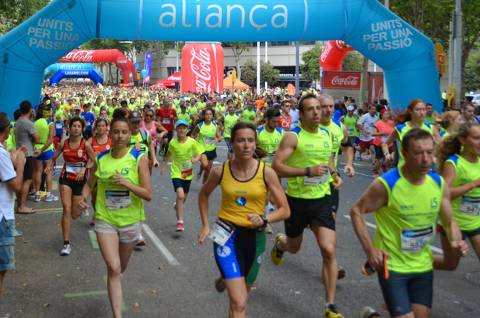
{"left": 0, "top": 83, "right": 479, "bottom": 318}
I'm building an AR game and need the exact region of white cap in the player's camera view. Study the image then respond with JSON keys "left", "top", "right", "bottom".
{"left": 347, "top": 105, "right": 354, "bottom": 111}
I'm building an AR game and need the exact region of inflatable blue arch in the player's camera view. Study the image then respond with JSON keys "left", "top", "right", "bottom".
{"left": 44, "top": 63, "right": 102, "bottom": 83}
{"left": 48, "top": 63, "right": 103, "bottom": 86}
{"left": 0, "top": 0, "right": 441, "bottom": 115}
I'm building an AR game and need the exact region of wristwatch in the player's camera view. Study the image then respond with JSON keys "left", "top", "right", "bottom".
{"left": 259, "top": 215, "right": 269, "bottom": 231}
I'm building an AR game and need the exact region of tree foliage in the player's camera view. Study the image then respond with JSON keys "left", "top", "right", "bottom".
{"left": 223, "top": 42, "right": 253, "bottom": 80}
{"left": 465, "top": 50, "right": 480, "bottom": 91}
{"left": 342, "top": 52, "right": 363, "bottom": 72}
{"left": 389, "top": 0, "right": 453, "bottom": 49}
{"left": 0, "top": 0, "right": 50, "bottom": 34}
{"left": 301, "top": 44, "right": 323, "bottom": 82}
{"left": 241, "top": 60, "right": 280, "bottom": 87}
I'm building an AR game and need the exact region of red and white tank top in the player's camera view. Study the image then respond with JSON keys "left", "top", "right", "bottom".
{"left": 91, "top": 136, "right": 112, "bottom": 156}
{"left": 61, "top": 138, "right": 89, "bottom": 181}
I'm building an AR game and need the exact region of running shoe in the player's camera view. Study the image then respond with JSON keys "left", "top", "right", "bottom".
{"left": 359, "top": 306, "right": 382, "bottom": 318}
{"left": 176, "top": 221, "right": 185, "bottom": 232}
{"left": 214, "top": 277, "right": 226, "bottom": 293}
{"left": 324, "top": 304, "right": 344, "bottom": 318}
{"left": 34, "top": 192, "right": 41, "bottom": 202}
{"left": 271, "top": 233, "right": 286, "bottom": 266}
{"left": 60, "top": 244, "right": 72, "bottom": 256}
{"left": 337, "top": 266, "right": 346, "bottom": 280}
{"left": 136, "top": 234, "right": 146, "bottom": 247}
{"left": 44, "top": 193, "right": 58, "bottom": 202}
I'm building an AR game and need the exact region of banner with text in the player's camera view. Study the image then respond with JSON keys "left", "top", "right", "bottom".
{"left": 323, "top": 71, "right": 361, "bottom": 90}
{"left": 181, "top": 43, "right": 224, "bottom": 94}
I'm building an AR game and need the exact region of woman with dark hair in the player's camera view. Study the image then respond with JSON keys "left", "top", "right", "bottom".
{"left": 87, "top": 118, "right": 112, "bottom": 226}
{"left": 48, "top": 117, "right": 95, "bottom": 256}
{"left": 382, "top": 99, "right": 440, "bottom": 166}
{"left": 79, "top": 109, "right": 152, "bottom": 318}
{"left": 192, "top": 108, "right": 221, "bottom": 183}
{"left": 435, "top": 123, "right": 480, "bottom": 270}
{"left": 198, "top": 122, "right": 290, "bottom": 318}
{"left": 33, "top": 102, "right": 56, "bottom": 202}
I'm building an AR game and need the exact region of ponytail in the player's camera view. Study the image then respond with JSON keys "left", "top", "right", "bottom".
{"left": 437, "top": 122, "right": 477, "bottom": 172}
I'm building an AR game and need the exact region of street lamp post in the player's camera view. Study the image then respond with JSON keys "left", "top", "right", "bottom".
{"left": 452, "top": 0, "right": 463, "bottom": 107}
{"left": 295, "top": 41, "right": 300, "bottom": 96}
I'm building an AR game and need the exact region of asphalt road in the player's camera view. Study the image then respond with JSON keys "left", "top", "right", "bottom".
{"left": 1, "top": 146, "right": 479, "bottom": 318}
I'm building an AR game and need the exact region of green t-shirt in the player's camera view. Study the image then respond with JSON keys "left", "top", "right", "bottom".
{"left": 286, "top": 126, "right": 333, "bottom": 199}
{"left": 129, "top": 129, "right": 151, "bottom": 155}
{"left": 242, "top": 109, "right": 256, "bottom": 124}
{"left": 445, "top": 155, "right": 480, "bottom": 231}
{"left": 178, "top": 112, "right": 191, "bottom": 124}
{"left": 34, "top": 118, "right": 54, "bottom": 152}
{"left": 320, "top": 119, "right": 345, "bottom": 167}
{"left": 343, "top": 115, "right": 359, "bottom": 137}
{"left": 168, "top": 137, "right": 203, "bottom": 180}
{"left": 223, "top": 114, "right": 239, "bottom": 139}
{"left": 95, "top": 148, "right": 145, "bottom": 227}
{"left": 257, "top": 126, "right": 283, "bottom": 164}
{"left": 375, "top": 168, "right": 443, "bottom": 273}
{"left": 197, "top": 122, "right": 217, "bottom": 152}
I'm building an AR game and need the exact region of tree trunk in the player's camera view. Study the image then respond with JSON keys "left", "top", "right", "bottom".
{"left": 359, "top": 57, "right": 369, "bottom": 107}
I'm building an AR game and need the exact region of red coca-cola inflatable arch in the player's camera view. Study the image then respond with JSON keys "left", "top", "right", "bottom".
{"left": 59, "top": 49, "right": 135, "bottom": 85}
{"left": 181, "top": 43, "right": 224, "bottom": 94}
{"left": 320, "top": 40, "right": 355, "bottom": 71}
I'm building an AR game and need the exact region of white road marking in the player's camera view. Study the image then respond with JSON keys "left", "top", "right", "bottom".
{"left": 142, "top": 224, "right": 180, "bottom": 266}
{"left": 343, "top": 215, "right": 443, "bottom": 255}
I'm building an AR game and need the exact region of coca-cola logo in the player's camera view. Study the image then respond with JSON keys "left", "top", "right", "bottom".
{"left": 63, "top": 50, "right": 94, "bottom": 62}
{"left": 323, "top": 71, "right": 361, "bottom": 90}
{"left": 320, "top": 41, "right": 333, "bottom": 63}
{"left": 331, "top": 75, "right": 359, "bottom": 86}
{"left": 190, "top": 47, "right": 212, "bottom": 93}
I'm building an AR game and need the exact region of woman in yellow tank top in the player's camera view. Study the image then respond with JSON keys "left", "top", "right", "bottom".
{"left": 198, "top": 122, "right": 290, "bottom": 318}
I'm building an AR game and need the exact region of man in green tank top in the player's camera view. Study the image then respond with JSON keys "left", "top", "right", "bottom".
{"left": 351, "top": 129, "right": 468, "bottom": 318}
{"left": 271, "top": 93, "right": 345, "bottom": 318}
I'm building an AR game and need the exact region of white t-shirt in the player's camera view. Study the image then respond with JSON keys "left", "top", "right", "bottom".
{"left": 0, "top": 144, "right": 16, "bottom": 220}
{"left": 357, "top": 113, "right": 378, "bottom": 141}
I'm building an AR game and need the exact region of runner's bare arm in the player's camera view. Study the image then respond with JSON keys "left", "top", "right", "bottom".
{"left": 351, "top": 179, "right": 389, "bottom": 269}
{"left": 263, "top": 166, "right": 290, "bottom": 223}
{"left": 198, "top": 165, "right": 222, "bottom": 243}
{"left": 439, "top": 185, "right": 469, "bottom": 256}
{"left": 442, "top": 162, "right": 480, "bottom": 200}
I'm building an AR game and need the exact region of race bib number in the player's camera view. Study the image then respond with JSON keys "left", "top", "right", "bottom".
{"left": 205, "top": 137, "right": 215, "bottom": 145}
{"left": 162, "top": 118, "right": 171, "bottom": 125}
{"left": 65, "top": 162, "right": 84, "bottom": 175}
{"left": 460, "top": 196, "right": 480, "bottom": 216}
{"left": 208, "top": 219, "right": 234, "bottom": 246}
{"left": 401, "top": 226, "right": 434, "bottom": 253}
{"left": 180, "top": 161, "right": 193, "bottom": 178}
{"left": 105, "top": 190, "right": 131, "bottom": 210}
{"left": 304, "top": 171, "right": 330, "bottom": 185}
{"left": 55, "top": 123, "right": 63, "bottom": 130}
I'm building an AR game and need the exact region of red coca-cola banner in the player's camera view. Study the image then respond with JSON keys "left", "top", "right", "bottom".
{"left": 59, "top": 49, "right": 135, "bottom": 84}
{"left": 181, "top": 43, "right": 224, "bottom": 93}
{"left": 322, "top": 71, "right": 361, "bottom": 90}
